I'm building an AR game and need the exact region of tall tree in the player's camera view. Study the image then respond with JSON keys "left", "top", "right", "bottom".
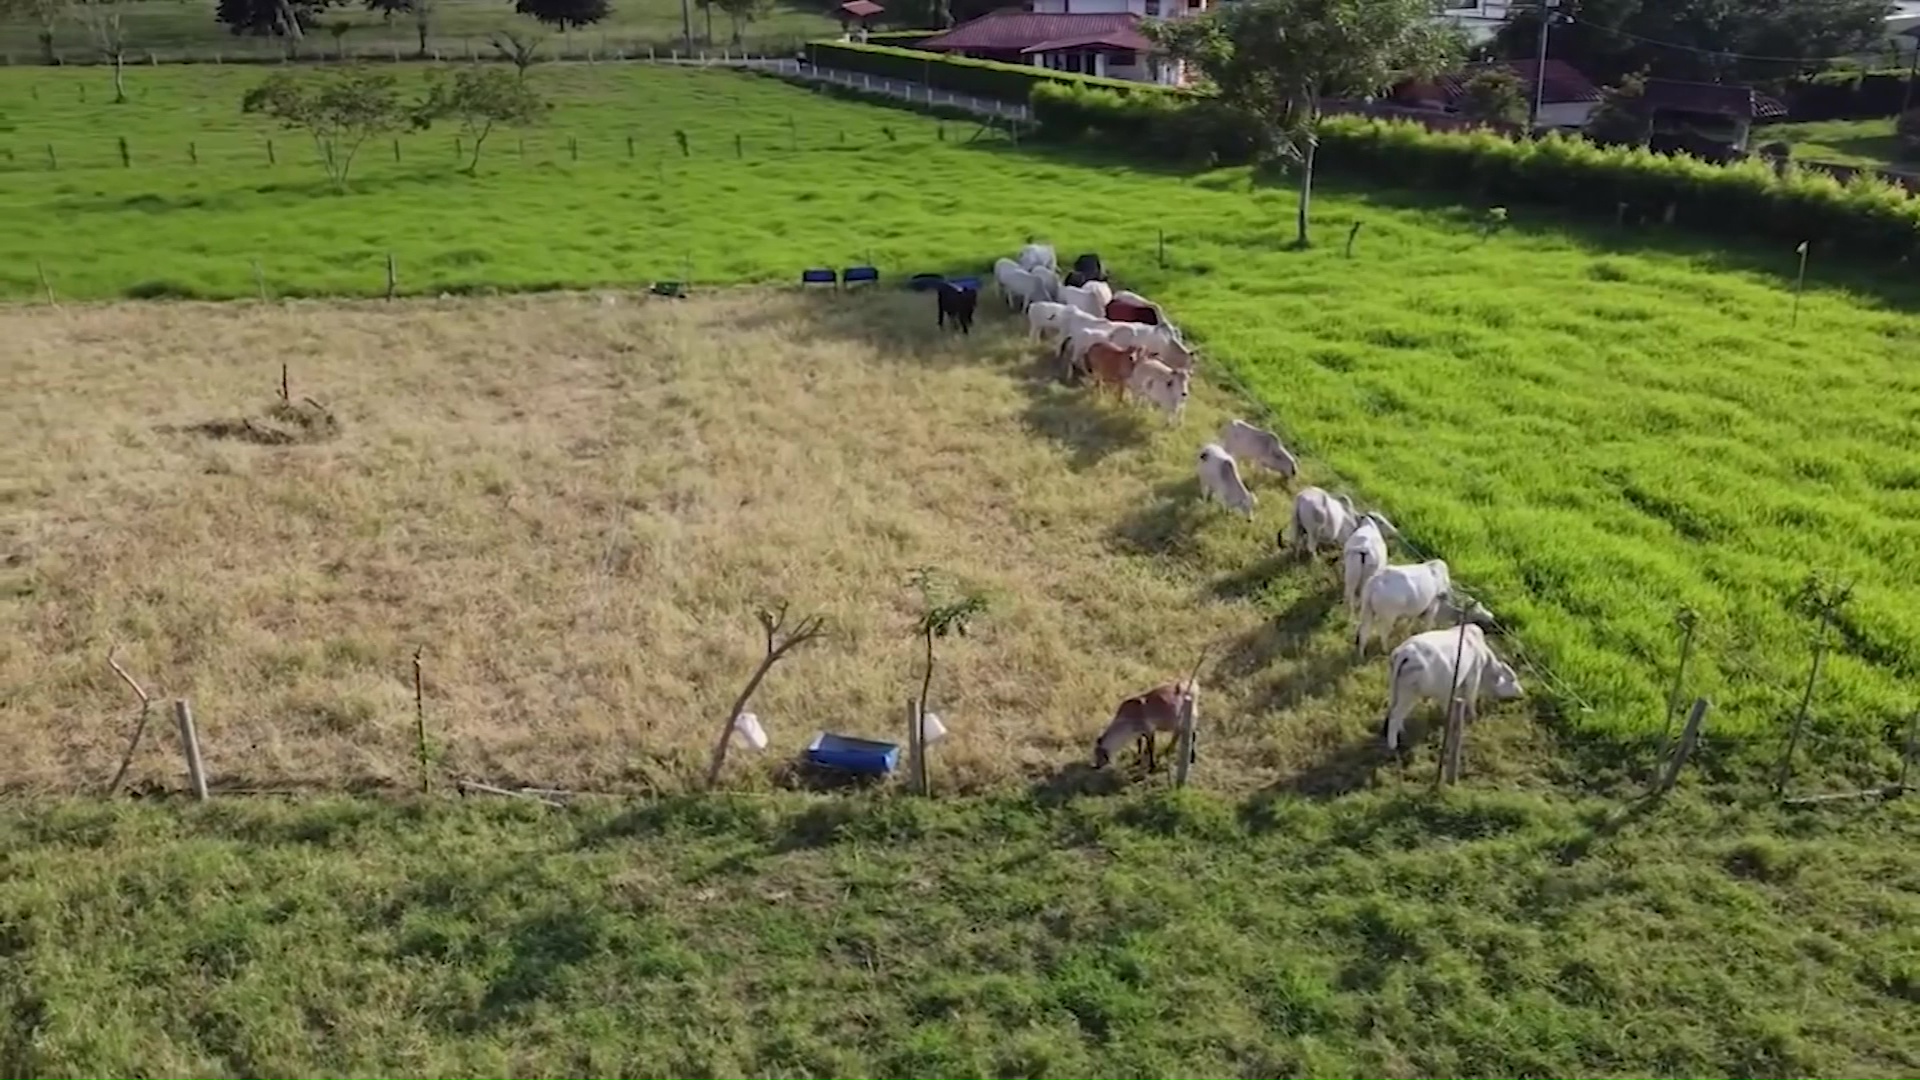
{"left": 412, "top": 65, "right": 548, "bottom": 173}
{"left": 68, "top": 0, "right": 130, "bottom": 102}
{"left": 512, "top": 0, "right": 609, "bottom": 52}
{"left": 1494, "top": 0, "right": 1891, "bottom": 85}
{"left": 1149, "top": 0, "right": 1461, "bottom": 248}
{"left": 714, "top": 0, "right": 765, "bottom": 45}
{"left": 241, "top": 66, "right": 409, "bottom": 189}
{"left": 0, "top": 0, "right": 65, "bottom": 64}
{"left": 1458, "top": 67, "right": 1528, "bottom": 125}
{"left": 216, "top": 0, "right": 338, "bottom": 47}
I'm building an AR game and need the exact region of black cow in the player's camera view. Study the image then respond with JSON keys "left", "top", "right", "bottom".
{"left": 936, "top": 281, "right": 978, "bottom": 335}
{"left": 1071, "top": 252, "right": 1106, "bottom": 282}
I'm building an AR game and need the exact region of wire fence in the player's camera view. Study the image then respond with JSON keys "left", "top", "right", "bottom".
{"left": 0, "top": 31, "right": 818, "bottom": 68}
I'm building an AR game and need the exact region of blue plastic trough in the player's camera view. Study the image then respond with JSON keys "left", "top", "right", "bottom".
{"left": 800, "top": 267, "right": 837, "bottom": 287}
{"left": 842, "top": 265, "right": 880, "bottom": 287}
{"left": 805, "top": 732, "right": 899, "bottom": 776}
{"left": 650, "top": 280, "right": 687, "bottom": 298}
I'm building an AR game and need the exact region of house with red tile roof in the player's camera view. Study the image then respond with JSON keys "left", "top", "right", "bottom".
{"left": 917, "top": 3, "right": 1210, "bottom": 85}
{"left": 1395, "top": 59, "right": 1602, "bottom": 130}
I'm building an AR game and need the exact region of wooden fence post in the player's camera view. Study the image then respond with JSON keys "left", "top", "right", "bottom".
{"left": 1660, "top": 609, "right": 1699, "bottom": 756}
{"left": 1436, "top": 611, "right": 1472, "bottom": 785}
{"left": 118, "top": 135, "right": 129, "bottom": 167}
{"left": 266, "top": 138, "right": 275, "bottom": 165}
{"left": 906, "top": 699, "right": 925, "bottom": 796}
{"left": 173, "top": 698, "right": 209, "bottom": 801}
{"left": 1652, "top": 697, "right": 1710, "bottom": 797}
{"left": 385, "top": 251, "right": 397, "bottom": 300}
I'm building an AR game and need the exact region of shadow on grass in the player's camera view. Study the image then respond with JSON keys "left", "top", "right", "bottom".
{"left": 1109, "top": 476, "right": 1212, "bottom": 559}
{"left": 1018, "top": 375, "right": 1154, "bottom": 472}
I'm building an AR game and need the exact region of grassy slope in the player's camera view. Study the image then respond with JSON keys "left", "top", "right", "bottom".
{"left": 2, "top": 790, "right": 1917, "bottom": 1077}
{"left": 0, "top": 0, "right": 835, "bottom": 61}
{"left": 1760, "top": 117, "right": 1915, "bottom": 172}
{"left": 6, "top": 64, "right": 1920, "bottom": 762}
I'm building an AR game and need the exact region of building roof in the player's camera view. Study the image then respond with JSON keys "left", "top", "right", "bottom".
{"left": 839, "top": 0, "right": 883, "bottom": 16}
{"left": 1020, "top": 27, "right": 1154, "bottom": 54}
{"left": 918, "top": 10, "right": 1148, "bottom": 53}
{"left": 1642, "top": 77, "right": 1787, "bottom": 120}
{"left": 1432, "top": 59, "right": 1600, "bottom": 105}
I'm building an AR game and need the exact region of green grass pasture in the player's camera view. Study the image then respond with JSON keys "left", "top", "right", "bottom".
{"left": 4, "top": 62, "right": 1920, "bottom": 764}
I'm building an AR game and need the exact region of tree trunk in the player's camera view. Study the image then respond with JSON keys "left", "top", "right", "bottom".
{"left": 703, "top": 3, "right": 712, "bottom": 43}
{"left": 1295, "top": 134, "right": 1316, "bottom": 248}
{"left": 37, "top": 27, "right": 54, "bottom": 65}
{"left": 110, "top": 52, "right": 126, "bottom": 103}
{"left": 415, "top": 17, "right": 428, "bottom": 58}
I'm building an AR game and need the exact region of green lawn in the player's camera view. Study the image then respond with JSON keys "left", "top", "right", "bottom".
{"left": 1758, "top": 117, "right": 1917, "bottom": 172}
{"left": 6, "top": 63, "right": 1920, "bottom": 765}
{"left": 0, "top": 0, "right": 834, "bottom": 63}
{"left": 1, "top": 790, "right": 1915, "bottom": 1076}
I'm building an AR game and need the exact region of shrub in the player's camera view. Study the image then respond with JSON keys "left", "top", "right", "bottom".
{"left": 1029, "top": 86, "right": 1920, "bottom": 265}
{"left": 1784, "top": 68, "right": 1917, "bottom": 121}
{"left": 1900, "top": 107, "right": 1920, "bottom": 161}
{"left": 804, "top": 40, "right": 1186, "bottom": 102}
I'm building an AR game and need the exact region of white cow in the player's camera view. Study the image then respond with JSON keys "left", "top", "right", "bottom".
{"left": 1026, "top": 301, "right": 1075, "bottom": 341}
{"left": 1283, "top": 486, "right": 1358, "bottom": 558}
{"left": 1106, "top": 321, "right": 1190, "bottom": 369}
{"left": 1220, "top": 419, "right": 1297, "bottom": 479}
{"left": 1381, "top": 624, "right": 1523, "bottom": 752}
{"left": 1340, "top": 512, "right": 1399, "bottom": 615}
{"left": 1197, "top": 443, "right": 1255, "bottom": 517}
{"left": 993, "top": 258, "right": 1045, "bottom": 311}
{"left": 1127, "top": 358, "right": 1189, "bottom": 421}
{"left": 1060, "top": 319, "right": 1121, "bottom": 373}
{"left": 1353, "top": 558, "right": 1454, "bottom": 657}
{"left": 1028, "top": 264, "right": 1062, "bottom": 304}
{"left": 1017, "top": 243, "right": 1057, "bottom": 272}
{"left": 1058, "top": 281, "right": 1112, "bottom": 318}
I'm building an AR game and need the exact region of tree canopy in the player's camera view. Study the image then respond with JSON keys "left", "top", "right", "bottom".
{"left": 1493, "top": 0, "right": 1893, "bottom": 86}
{"left": 511, "top": 0, "right": 610, "bottom": 31}
{"left": 1149, "top": 0, "right": 1461, "bottom": 245}
{"left": 215, "top": 0, "right": 339, "bottom": 38}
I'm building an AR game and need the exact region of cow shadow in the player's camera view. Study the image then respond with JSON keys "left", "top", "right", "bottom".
{"left": 1108, "top": 476, "right": 1214, "bottom": 557}
{"left": 1018, "top": 374, "right": 1155, "bottom": 471}
{"left": 1025, "top": 760, "right": 1133, "bottom": 806}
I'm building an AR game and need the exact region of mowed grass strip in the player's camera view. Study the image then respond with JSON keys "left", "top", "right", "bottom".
{"left": 7, "top": 289, "right": 1494, "bottom": 794}
{"left": 4, "top": 63, "right": 1920, "bottom": 756}
{"left": 1, "top": 791, "right": 1917, "bottom": 1077}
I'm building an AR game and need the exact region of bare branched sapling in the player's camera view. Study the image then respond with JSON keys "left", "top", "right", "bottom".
{"left": 104, "top": 646, "right": 153, "bottom": 796}
{"left": 705, "top": 600, "right": 827, "bottom": 788}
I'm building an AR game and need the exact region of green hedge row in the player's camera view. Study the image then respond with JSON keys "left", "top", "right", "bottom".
{"left": 804, "top": 40, "right": 1183, "bottom": 102}
{"left": 1781, "top": 68, "right": 1918, "bottom": 122}
{"left": 1031, "top": 83, "right": 1920, "bottom": 263}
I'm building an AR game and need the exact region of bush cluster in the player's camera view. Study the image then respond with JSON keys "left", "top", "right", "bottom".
{"left": 1032, "top": 81, "right": 1920, "bottom": 263}
{"left": 1782, "top": 68, "right": 1919, "bottom": 122}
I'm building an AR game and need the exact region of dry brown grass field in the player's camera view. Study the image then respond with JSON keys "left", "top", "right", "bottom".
{"left": 1, "top": 289, "right": 1550, "bottom": 795}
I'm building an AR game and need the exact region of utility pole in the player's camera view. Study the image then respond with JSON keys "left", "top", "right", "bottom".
{"left": 681, "top": 0, "right": 692, "bottom": 54}
{"left": 1530, "top": 0, "right": 1561, "bottom": 131}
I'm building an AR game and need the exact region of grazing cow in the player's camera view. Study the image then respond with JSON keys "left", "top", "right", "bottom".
{"left": 1197, "top": 443, "right": 1256, "bottom": 517}
{"left": 1340, "top": 512, "right": 1399, "bottom": 615}
{"left": 1017, "top": 243, "right": 1057, "bottom": 272}
{"left": 1028, "top": 264, "right": 1062, "bottom": 304}
{"left": 1071, "top": 252, "right": 1106, "bottom": 282}
{"left": 1104, "top": 321, "right": 1187, "bottom": 368}
{"left": 1084, "top": 341, "right": 1140, "bottom": 399}
{"left": 1127, "top": 358, "right": 1190, "bottom": 422}
{"left": 1058, "top": 282, "right": 1113, "bottom": 319}
{"left": 1381, "top": 624, "right": 1523, "bottom": 752}
{"left": 1282, "top": 486, "right": 1358, "bottom": 558}
{"left": 1060, "top": 319, "right": 1121, "bottom": 375}
{"left": 1355, "top": 562, "right": 1496, "bottom": 658}
{"left": 1220, "top": 419, "right": 1297, "bottom": 479}
{"left": 1026, "top": 300, "right": 1075, "bottom": 342}
{"left": 1093, "top": 678, "right": 1198, "bottom": 771}
{"left": 1110, "top": 289, "right": 1172, "bottom": 331}
{"left": 936, "top": 282, "right": 978, "bottom": 335}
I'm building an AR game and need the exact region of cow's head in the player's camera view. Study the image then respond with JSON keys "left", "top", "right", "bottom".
{"left": 1485, "top": 658, "right": 1525, "bottom": 701}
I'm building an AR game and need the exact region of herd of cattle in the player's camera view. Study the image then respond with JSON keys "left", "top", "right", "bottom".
{"left": 935, "top": 243, "right": 1529, "bottom": 773}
